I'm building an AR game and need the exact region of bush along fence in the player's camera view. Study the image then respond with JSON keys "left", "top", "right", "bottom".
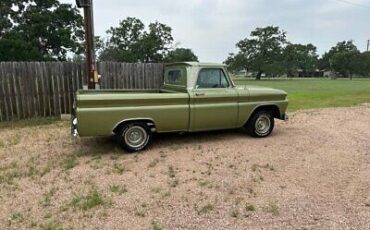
{"left": 0, "top": 62, "right": 164, "bottom": 121}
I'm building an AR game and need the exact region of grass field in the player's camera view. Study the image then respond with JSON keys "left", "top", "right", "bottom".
{"left": 233, "top": 78, "right": 370, "bottom": 111}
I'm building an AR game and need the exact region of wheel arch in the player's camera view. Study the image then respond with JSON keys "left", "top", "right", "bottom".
{"left": 112, "top": 118, "right": 157, "bottom": 135}
{"left": 244, "top": 104, "right": 281, "bottom": 126}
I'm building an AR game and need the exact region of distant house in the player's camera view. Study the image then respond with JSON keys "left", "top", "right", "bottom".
{"left": 323, "top": 71, "right": 337, "bottom": 79}
{"left": 297, "top": 69, "right": 324, "bottom": 78}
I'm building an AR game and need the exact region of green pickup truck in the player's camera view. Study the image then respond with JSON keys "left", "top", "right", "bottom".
{"left": 72, "top": 62, "right": 288, "bottom": 152}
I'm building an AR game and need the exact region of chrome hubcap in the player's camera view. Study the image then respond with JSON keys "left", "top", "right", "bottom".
{"left": 124, "top": 126, "right": 147, "bottom": 148}
{"left": 255, "top": 115, "right": 271, "bottom": 135}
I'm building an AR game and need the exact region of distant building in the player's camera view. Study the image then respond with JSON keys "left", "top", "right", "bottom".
{"left": 297, "top": 69, "right": 324, "bottom": 78}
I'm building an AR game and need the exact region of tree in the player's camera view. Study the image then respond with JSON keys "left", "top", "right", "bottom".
{"left": 0, "top": 0, "right": 14, "bottom": 36}
{"left": 282, "top": 43, "right": 318, "bottom": 77}
{"left": 164, "top": 48, "right": 198, "bottom": 62}
{"left": 318, "top": 41, "right": 360, "bottom": 79}
{"left": 331, "top": 51, "right": 360, "bottom": 79}
{"left": 0, "top": 34, "right": 44, "bottom": 61}
{"left": 319, "top": 41, "right": 359, "bottom": 70}
{"left": 353, "top": 52, "right": 370, "bottom": 76}
{"left": 225, "top": 26, "right": 287, "bottom": 80}
{"left": 0, "top": 0, "right": 84, "bottom": 61}
{"left": 224, "top": 53, "right": 246, "bottom": 74}
{"left": 99, "top": 17, "right": 174, "bottom": 62}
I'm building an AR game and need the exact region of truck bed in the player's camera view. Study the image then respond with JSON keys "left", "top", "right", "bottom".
{"left": 76, "top": 89, "right": 190, "bottom": 136}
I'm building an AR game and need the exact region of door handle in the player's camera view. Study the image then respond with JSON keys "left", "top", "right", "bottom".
{"left": 196, "top": 93, "right": 205, "bottom": 96}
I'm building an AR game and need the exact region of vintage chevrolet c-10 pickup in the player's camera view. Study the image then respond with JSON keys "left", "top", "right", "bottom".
{"left": 72, "top": 62, "right": 288, "bottom": 152}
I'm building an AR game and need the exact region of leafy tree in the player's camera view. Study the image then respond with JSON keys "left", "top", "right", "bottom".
{"left": 331, "top": 51, "right": 360, "bottom": 79}
{"left": 164, "top": 48, "right": 198, "bottom": 62}
{"left": 282, "top": 43, "right": 318, "bottom": 77}
{"left": 0, "top": 0, "right": 14, "bottom": 36}
{"left": 224, "top": 53, "right": 246, "bottom": 74}
{"left": 225, "top": 26, "right": 287, "bottom": 80}
{"left": 353, "top": 52, "right": 370, "bottom": 76}
{"left": 318, "top": 41, "right": 361, "bottom": 79}
{"left": 99, "top": 17, "right": 174, "bottom": 62}
{"left": 0, "top": 0, "right": 84, "bottom": 61}
{"left": 319, "top": 41, "right": 359, "bottom": 70}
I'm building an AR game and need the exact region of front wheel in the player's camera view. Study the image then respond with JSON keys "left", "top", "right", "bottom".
{"left": 118, "top": 122, "right": 152, "bottom": 152}
{"left": 246, "top": 111, "right": 275, "bottom": 138}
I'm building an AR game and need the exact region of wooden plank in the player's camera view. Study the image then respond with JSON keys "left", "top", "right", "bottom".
{"left": 117, "top": 62, "right": 122, "bottom": 89}
{"left": 18, "top": 62, "right": 26, "bottom": 118}
{"left": 0, "top": 63, "right": 5, "bottom": 121}
{"left": 140, "top": 63, "right": 144, "bottom": 89}
{"left": 23, "top": 62, "right": 29, "bottom": 118}
{"left": 104, "top": 62, "right": 109, "bottom": 89}
{"left": 57, "top": 63, "right": 62, "bottom": 116}
{"left": 145, "top": 64, "right": 150, "bottom": 89}
{"left": 6, "top": 63, "right": 14, "bottom": 120}
{"left": 123, "top": 63, "right": 128, "bottom": 89}
{"left": 50, "top": 63, "right": 56, "bottom": 116}
{"left": 11, "top": 62, "right": 20, "bottom": 119}
{"left": 119, "top": 63, "right": 124, "bottom": 89}
{"left": 31, "top": 62, "right": 38, "bottom": 117}
{"left": 112, "top": 62, "right": 116, "bottom": 89}
{"left": 1, "top": 63, "right": 10, "bottom": 120}
{"left": 66, "top": 63, "right": 72, "bottom": 114}
{"left": 43, "top": 62, "right": 52, "bottom": 117}
{"left": 110, "top": 62, "right": 114, "bottom": 89}
{"left": 99, "top": 62, "right": 105, "bottom": 89}
{"left": 36, "top": 62, "right": 44, "bottom": 117}
{"left": 25, "top": 62, "right": 33, "bottom": 118}
{"left": 132, "top": 63, "right": 136, "bottom": 89}
{"left": 61, "top": 63, "right": 67, "bottom": 114}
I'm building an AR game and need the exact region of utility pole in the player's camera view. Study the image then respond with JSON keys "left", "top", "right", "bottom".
{"left": 76, "top": 0, "right": 99, "bottom": 89}
{"left": 367, "top": 40, "right": 370, "bottom": 52}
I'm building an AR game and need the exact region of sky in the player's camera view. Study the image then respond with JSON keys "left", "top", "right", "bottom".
{"left": 61, "top": 0, "right": 370, "bottom": 62}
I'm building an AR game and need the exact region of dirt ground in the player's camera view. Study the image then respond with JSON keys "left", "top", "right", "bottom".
{"left": 0, "top": 105, "right": 370, "bottom": 230}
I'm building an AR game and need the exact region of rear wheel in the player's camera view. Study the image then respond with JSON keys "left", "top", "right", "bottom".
{"left": 246, "top": 111, "right": 275, "bottom": 137}
{"left": 118, "top": 122, "right": 152, "bottom": 152}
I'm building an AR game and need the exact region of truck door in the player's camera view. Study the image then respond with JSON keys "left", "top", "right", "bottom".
{"left": 190, "top": 68, "right": 238, "bottom": 131}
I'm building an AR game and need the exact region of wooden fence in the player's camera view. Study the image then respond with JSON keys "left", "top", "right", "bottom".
{"left": 0, "top": 62, "right": 164, "bottom": 121}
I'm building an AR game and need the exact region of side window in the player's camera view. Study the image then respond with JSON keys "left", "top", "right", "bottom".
{"left": 196, "top": 69, "right": 230, "bottom": 89}
{"left": 164, "top": 67, "right": 186, "bottom": 87}
{"left": 168, "top": 70, "right": 182, "bottom": 84}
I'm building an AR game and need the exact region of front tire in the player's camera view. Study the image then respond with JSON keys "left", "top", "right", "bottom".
{"left": 118, "top": 122, "right": 152, "bottom": 152}
{"left": 246, "top": 111, "right": 275, "bottom": 138}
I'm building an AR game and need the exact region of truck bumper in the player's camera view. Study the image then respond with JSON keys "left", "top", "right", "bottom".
{"left": 71, "top": 101, "right": 79, "bottom": 137}
{"left": 71, "top": 117, "right": 79, "bottom": 137}
{"left": 281, "top": 113, "right": 289, "bottom": 121}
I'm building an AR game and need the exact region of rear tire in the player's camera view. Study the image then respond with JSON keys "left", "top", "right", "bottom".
{"left": 117, "top": 122, "right": 152, "bottom": 152}
{"left": 246, "top": 111, "right": 275, "bottom": 138}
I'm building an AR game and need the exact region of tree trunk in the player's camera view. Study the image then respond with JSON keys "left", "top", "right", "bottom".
{"left": 256, "top": 71, "right": 262, "bottom": 80}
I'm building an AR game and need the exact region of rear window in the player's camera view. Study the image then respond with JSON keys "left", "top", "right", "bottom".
{"left": 164, "top": 67, "right": 186, "bottom": 87}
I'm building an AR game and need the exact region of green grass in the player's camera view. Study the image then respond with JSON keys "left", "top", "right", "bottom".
{"left": 0, "top": 117, "right": 60, "bottom": 128}
{"left": 70, "top": 189, "right": 106, "bottom": 211}
{"left": 61, "top": 155, "right": 79, "bottom": 171}
{"left": 109, "top": 184, "right": 128, "bottom": 195}
{"left": 233, "top": 78, "right": 370, "bottom": 111}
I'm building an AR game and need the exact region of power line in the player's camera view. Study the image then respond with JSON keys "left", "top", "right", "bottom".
{"left": 333, "top": 0, "right": 370, "bottom": 10}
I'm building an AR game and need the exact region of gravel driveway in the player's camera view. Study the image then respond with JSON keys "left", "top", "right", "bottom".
{"left": 0, "top": 105, "right": 369, "bottom": 230}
